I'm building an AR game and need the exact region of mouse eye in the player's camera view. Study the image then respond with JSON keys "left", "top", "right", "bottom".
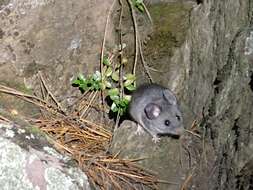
{"left": 164, "top": 120, "right": 171, "bottom": 126}
{"left": 176, "top": 115, "right": 181, "bottom": 121}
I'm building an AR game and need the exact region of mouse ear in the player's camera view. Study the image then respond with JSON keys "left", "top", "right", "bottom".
{"left": 144, "top": 103, "right": 161, "bottom": 120}
{"left": 163, "top": 89, "right": 177, "bottom": 105}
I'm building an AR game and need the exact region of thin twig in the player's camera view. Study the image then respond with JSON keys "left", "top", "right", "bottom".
{"left": 80, "top": 91, "right": 98, "bottom": 118}
{"left": 38, "top": 71, "right": 65, "bottom": 113}
{"left": 0, "top": 115, "right": 10, "bottom": 122}
{"left": 126, "top": 0, "right": 139, "bottom": 77}
{"left": 100, "top": 0, "right": 118, "bottom": 119}
{"left": 180, "top": 168, "right": 195, "bottom": 190}
{"left": 139, "top": 37, "right": 153, "bottom": 83}
{"left": 115, "top": 0, "right": 124, "bottom": 130}
{"left": 142, "top": 2, "right": 153, "bottom": 24}
{"left": 185, "top": 129, "right": 201, "bottom": 138}
{"left": 0, "top": 85, "right": 65, "bottom": 116}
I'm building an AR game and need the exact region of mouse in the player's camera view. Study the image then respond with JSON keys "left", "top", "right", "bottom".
{"left": 129, "top": 83, "right": 184, "bottom": 143}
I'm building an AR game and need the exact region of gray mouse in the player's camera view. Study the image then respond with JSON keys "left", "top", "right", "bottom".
{"left": 129, "top": 83, "right": 184, "bottom": 142}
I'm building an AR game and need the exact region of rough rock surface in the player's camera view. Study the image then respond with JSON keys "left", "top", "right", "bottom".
{"left": 0, "top": 0, "right": 252, "bottom": 189}
{"left": 0, "top": 119, "right": 90, "bottom": 190}
{"left": 111, "top": 120, "right": 189, "bottom": 189}
{"left": 111, "top": 0, "right": 253, "bottom": 190}
{"left": 0, "top": 0, "right": 114, "bottom": 107}
{"left": 0, "top": 0, "right": 115, "bottom": 189}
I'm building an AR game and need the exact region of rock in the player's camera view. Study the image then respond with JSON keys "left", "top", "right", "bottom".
{"left": 111, "top": 120, "right": 189, "bottom": 190}
{"left": 113, "top": 0, "right": 253, "bottom": 189}
{"left": 0, "top": 121, "right": 90, "bottom": 190}
{"left": 0, "top": 0, "right": 115, "bottom": 107}
{"left": 0, "top": 0, "right": 252, "bottom": 189}
{"left": 110, "top": 99, "right": 196, "bottom": 190}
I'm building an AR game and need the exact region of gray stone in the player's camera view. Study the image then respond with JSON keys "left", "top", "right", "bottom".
{"left": 111, "top": 0, "right": 253, "bottom": 189}
{"left": 0, "top": 122, "right": 90, "bottom": 190}
{"left": 0, "top": 0, "right": 252, "bottom": 189}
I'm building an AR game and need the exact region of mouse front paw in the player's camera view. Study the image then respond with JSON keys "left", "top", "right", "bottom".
{"left": 152, "top": 135, "right": 160, "bottom": 143}
{"left": 134, "top": 124, "right": 145, "bottom": 136}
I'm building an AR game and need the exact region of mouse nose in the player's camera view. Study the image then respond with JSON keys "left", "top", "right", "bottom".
{"left": 174, "top": 127, "right": 184, "bottom": 135}
{"left": 176, "top": 114, "right": 181, "bottom": 121}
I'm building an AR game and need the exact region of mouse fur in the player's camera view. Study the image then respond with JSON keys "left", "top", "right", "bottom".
{"left": 129, "top": 83, "right": 184, "bottom": 142}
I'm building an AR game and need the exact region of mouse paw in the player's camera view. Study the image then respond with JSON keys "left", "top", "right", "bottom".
{"left": 134, "top": 124, "right": 145, "bottom": 136}
{"left": 152, "top": 136, "right": 160, "bottom": 143}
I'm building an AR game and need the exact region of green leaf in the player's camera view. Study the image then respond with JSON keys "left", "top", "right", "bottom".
{"left": 137, "top": 4, "right": 144, "bottom": 12}
{"left": 111, "top": 102, "right": 118, "bottom": 112}
{"left": 102, "top": 67, "right": 107, "bottom": 76}
{"left": 115, "top": 63, "right": 121, "bottom": 69}
{"left": 101, "top": 82, "right": 106, "bottom": 90}
{"left": 123, "top": 95, "right": 132, "bottom": 102}
{"left": 108, "top": 88, "right": 119, "bottom": 96}
{"left": 108, "top": 88, "right": 119, "bottom": 101}
{"left": 112, "top": 70, "right": 119, "bottom": 81}
{"left": 132, "top": 0, "right": 144, "bottom": 12}
{"left": 78, "top": 74, "right": 86, "bottom": 81}
{"left": 124, "top": 80, "right": 133, "bottom": 87}
{"left": 103, "top": 57, "right": 111, "bottom": 66}
{"left": 93, "top": 82, "right": 101, "bottom": 90}
{"left": 136, "top": 0, "right": 143, "bottom": 3}
{"left": 72, "top": 79, "right": 82, "bottom": 85}
{"left": 125, "top": 84, "right": 136, "bottom": 91}
{"left": 105, "top": 67, "right": 113, "bottom": 77}
{"left": 110, "top": 95, "right": 120, "bottom": 101}
{"left": 125, "top": 73, "right": 136, "bottom": 81}
{"left": 119, "top": 100, "right": 128, "bottom": 107}
{"left": 105, "top": 81, "right": 112, "bottom": 88}
{"left": 92, "top": 71, "right": 101, "bottom": 81}
{"left": 79, "top": 83, "right": 89, "bottom": 91}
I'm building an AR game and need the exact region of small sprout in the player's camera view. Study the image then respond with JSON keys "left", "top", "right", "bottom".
{"left": 73, "top": 49, "right": 137, "bottom": 116}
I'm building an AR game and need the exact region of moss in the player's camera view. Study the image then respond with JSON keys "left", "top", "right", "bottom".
{"left": 145, "top": 3, "right": 192, "bottom": 57}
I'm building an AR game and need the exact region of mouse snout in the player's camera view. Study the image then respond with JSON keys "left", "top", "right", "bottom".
{"left": 173, "top": 126, "right": 184, "bottom": 135}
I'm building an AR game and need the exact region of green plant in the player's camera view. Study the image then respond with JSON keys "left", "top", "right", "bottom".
{"left": 72, "top": 71, "right": 102, "bottom": 92}
{"left": 72, "top": 55, "right": 136, "bottom": 116}
{"left": 132, "top": 0, "right": 144, "bottom": 12}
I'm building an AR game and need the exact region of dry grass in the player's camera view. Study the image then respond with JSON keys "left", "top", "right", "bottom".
{"left": 0, "top": 74, "right": 159, "bottom": 190}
